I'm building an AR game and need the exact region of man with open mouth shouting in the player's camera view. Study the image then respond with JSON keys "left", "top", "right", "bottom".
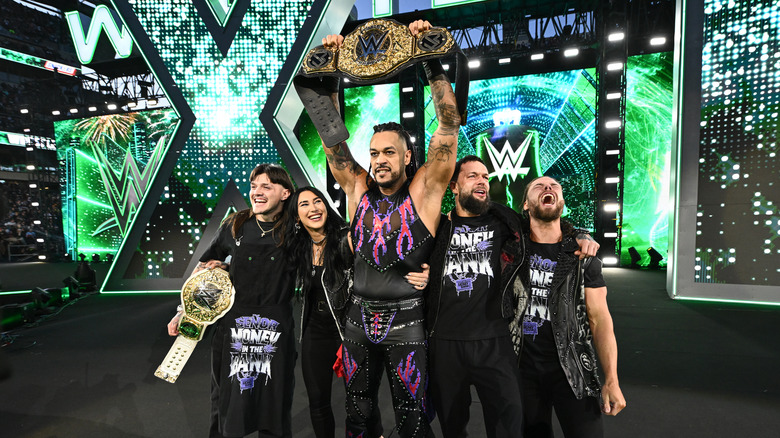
{"left": 427, "top": 158, "right": 600, "bottom": 438}
{"left": 511, "top": 175, "right": 626, "bottom": 437}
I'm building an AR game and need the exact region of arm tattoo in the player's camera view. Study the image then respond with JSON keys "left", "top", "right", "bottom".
{"left": 325, "top": 142, "right": 362, "bottom": 175}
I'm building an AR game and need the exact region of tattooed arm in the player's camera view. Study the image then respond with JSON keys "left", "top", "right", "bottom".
{"left": 319, "top": 35, "right": 371, "bottom": 218}
{"left": 408, "top": 20, "right": 461, "bottom": 234}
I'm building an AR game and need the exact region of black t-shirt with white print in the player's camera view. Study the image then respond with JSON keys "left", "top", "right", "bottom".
{"left": 432, "top": 212, "right": 511, "bottom": 340}
{"left": 521, "top": 240, "right": 606, "bottom": 363}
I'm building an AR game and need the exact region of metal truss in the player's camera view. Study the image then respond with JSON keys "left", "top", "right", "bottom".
{"left": 449, "top": 10, "right": 596, "bottom": 58}
{"left": 79, "top": 71, "right": 166, "bottom": 105}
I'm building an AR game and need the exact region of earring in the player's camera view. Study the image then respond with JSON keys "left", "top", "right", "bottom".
{"left": 295, "top": 222, "right": 301, "bottom": 232}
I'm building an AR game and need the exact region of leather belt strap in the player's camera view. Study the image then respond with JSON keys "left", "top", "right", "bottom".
{"left": 294, "top": 19, "right": 469, "bottom": 147}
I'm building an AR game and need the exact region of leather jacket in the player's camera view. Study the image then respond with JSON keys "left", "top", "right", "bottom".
{"left": 298, "top": 226, "right": 352, "bottom": 342}
{"left": 510, "top": 232, "right": 602, "bottom": 400}
{"left": 427, "top": 203, "right": 527, "bottom": 337}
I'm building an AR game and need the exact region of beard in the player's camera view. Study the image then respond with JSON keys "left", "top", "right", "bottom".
{"left": 374, "top": 166, "right": 403, "bottom": 188}
{"left": 459, "top": 190, "right": 491, "bottom": 215}
{"left": 528, "top": 201, "right": 563, "bottom": 222}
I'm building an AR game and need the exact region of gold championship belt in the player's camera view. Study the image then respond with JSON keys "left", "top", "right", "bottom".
{"left": 300, "top": 19, "right": 455, "bottom": 83}
{"left": 294, "top": 19, "right": 469, "bottom": 147}
{"left": 155, "top": 267, "right": 234, "bottom": 383}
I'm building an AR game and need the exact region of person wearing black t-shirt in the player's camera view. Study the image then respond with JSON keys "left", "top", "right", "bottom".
{"left": 167, "top": 164, "right": 297, "bottom": 438}
{"left": 427, "top": 157, "right": 600, "bottom": 437}
{"left": 511, "top": 176, "right": 626, "bottom": 438}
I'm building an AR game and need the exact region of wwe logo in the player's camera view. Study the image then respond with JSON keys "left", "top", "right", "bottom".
{"left": 484, "top": 134, "right": 533, "bottom": 182}
{"left": 194, "top": 281, "right": 222, "bottom": 310}
{"left": 357, "top": 30, "right": 389, "bottom": 60}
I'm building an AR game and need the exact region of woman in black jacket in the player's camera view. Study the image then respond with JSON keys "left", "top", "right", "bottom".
{"left": 285, "top": 186, "right": 429, "bottom": 438}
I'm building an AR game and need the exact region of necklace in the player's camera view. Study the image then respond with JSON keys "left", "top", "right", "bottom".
{"left": 311, "top": 235, "right": 326, "bottom": 245}
{"left": 255, "top": 217, "right": 273, "bottom": 237}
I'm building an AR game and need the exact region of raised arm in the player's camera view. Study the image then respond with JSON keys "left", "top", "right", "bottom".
{"left": 408, "top": 21, "right": 461, "bottom": 231}
{"left": 317, "top": 34, "right": 370, "bottom": 218}
{"left": 585, "top": 286, "right": 626, "bottom": 416}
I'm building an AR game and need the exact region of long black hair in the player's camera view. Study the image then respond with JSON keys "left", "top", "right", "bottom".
{"left": 284, "top": 186, "right": 350, "bottom": 295}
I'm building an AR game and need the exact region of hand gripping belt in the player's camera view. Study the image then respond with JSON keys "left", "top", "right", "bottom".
{"left": 294, "top": 19, "right": 469, "bottom": 147}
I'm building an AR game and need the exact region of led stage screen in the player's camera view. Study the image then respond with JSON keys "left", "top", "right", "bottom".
{"left": 297, "top": 83, "right": 400, "bottom": 184}
{"left": 55, "top": 109, "right": 178, "bottom": 260}
{"left": 694, "top": 0, "right": 780, "bottom": 286}
{"left": 620, "top": 51, "right": 674, "bottom": 267}
{"left": 425, "top": 70, "right": 598, "bottom": 229}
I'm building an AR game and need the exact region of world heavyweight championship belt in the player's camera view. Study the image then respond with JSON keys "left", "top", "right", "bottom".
{"left": 294, "top": 19, "right": 469, "bottom": 147}
{"left": 155, "top": 267, "right": 234, "bottom": 383}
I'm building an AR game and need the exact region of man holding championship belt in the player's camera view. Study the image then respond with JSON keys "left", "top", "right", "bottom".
{"left": 167, "top": 164, "right": 296, "bottom": 438}
{"left": 297, "top": 19, "right": 465, "bottom": 438}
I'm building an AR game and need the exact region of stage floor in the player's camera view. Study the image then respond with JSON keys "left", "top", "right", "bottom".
{"left": 2, "top": 268, "right": 780, "bottom": 437}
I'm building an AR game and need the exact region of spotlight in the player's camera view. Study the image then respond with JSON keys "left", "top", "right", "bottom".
{"left": 26, "top": 165, "right": 35, "bottom": 170}
{"left": 78, "top": 253, "right": 86, "bottom": 261}
{"left": 52, "top": 110, "right": 61, "bottom": 116}
{"left": 604, "top": 232, "right": 618, "bottom": 238}
{"left": 442, "top": 64, "right": 450, "bottom": 71}
{"left": 88, "top": 106, "right": 97, "bottom": 112}
{"left": 603, "top": 256, "right": 618, "bottom": 266}
{"left": 107, "top": 103, "right": 117, "bottom": 110}
{"left": 343, "top": 78, "right": 350, "bottom": 83}
{"left": 608, "top": 32, "right": 625, "bottom": 42}
{"left": 650, "top": 36, "right": 666, "bottom": 46}
{"left": 147, "top": 98, "right": 158, "bottom": 106}
{"left": 498, "top": 58, "right": 511, "bottom": 65}
{"left": 606, "top": 62, "right": 623, "bottom": 71}
{"left": 20, "top": 108, "right": 29, "bottom": 114}
{"left": 603, "top": 203, "right": 620, "bottom": 212}
{"left": 401, "top": 86, "right": 414, "bottom": 93}
{"left": 606, "top": 149, "right": 620, "bottom": 156}
{"left": 92, "top": 254, "right": 101, "bottom": 263}
{"left": 23, "top": 128, "right": 30, "bottom": 133}
{"left": 606, "top": 92, "right": 622, "bottom": 100}
{"left": 105, "top": 254, "right": 114, "bottom": 263}
{"left": 531, "top": 53, "right": 544, "bottom": 61}
{"left": 127, "top": 101, "right": 137, "bottom": 109}
{"left": 647, "top": 247, "right": 664, "bottom": 268}
{"left": 69, "top": 108, "right": 78, "bottom": 114}
{"left": 402, "top": 112, "right": 414, "bottom": 119}
{"left": 628, "top": 247, "right": 642, "bottom": 268}
{"left": 605, "top": 177, "right": 620, "bottom": 184}
{"left": 563, "top": 48, "right": 579, "bottom": 57}
{"left": 605, "top": 120, "right": 622, "bottom": 129}
{"left": 468, "top": 60, "right": 481, "bottom": 68}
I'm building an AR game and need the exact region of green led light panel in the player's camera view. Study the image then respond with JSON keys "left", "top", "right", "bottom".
{"left": 115, "top": 0, "right": 312, "bottom": 280}
{"left": 697, "top": 0, "right": 780, "bottom": 285}
{"left": 55, "top": 110, "right": 178, "bottom": 260}
{"left": 621, "top": 52, "right": 673, "bottom": 267}
{"left": 425, "top": 71, "right": 597, "bottom": 229}
{"left": 297, "top": 84, "right": 400, "bottom": 184}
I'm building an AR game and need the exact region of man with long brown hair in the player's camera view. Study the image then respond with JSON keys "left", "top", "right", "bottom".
{"left": 168, "top": 163, "right": 297, "bottom": 438}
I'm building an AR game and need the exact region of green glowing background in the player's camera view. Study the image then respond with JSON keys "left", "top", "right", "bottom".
{"left": 297, "top": 84, "right": 400, "bottom": 184}
{"left": 425, "top": 71, "right": 598, "bottom": 229}
{"left": 112, "top": 0, "right": 312, "bottom": 280}
{"left": 621, "top": 51, "right": 673, "bottom": 267}
{"left": 55, "top": 109, "right": 178, "bottom": 259}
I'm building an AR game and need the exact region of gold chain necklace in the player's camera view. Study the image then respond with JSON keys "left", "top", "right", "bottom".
{"left": 255, "top": 217, "right": 273, "bottom": 237}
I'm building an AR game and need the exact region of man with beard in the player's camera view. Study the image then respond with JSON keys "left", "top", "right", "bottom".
{"left": 427, "top": 157, "right": 599, "bottom": 437}
{"left": 319, "top": 20, "right": 459, "bottom": 438}
{"left": 512, "top": 176, "right": 626, "bottom": 438}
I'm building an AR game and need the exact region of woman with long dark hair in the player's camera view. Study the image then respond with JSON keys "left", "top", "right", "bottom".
{"left": 286, "top": 186, "right": 428, "bottom": 438}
